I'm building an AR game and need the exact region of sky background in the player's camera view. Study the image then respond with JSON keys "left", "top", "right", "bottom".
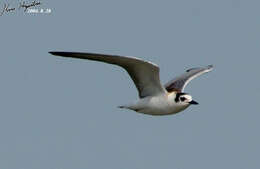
{"left": 0, "top": 0, "right": 259, "bottom": 169}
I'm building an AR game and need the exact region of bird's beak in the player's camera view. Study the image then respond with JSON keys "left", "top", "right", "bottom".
{"left": 189, "top": 100, "right": 199, "bottom": 105}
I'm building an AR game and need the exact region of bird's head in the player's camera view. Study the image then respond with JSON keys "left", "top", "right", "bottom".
{"left": 175, "top": 93, "right": 199, "bottom": 105}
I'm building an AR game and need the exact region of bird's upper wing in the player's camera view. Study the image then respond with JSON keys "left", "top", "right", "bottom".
{"left": 49, "top": 51, "right": 167, "bottom": 98}
{"left": 164, "top": 65, "right": 213, "bottom": 92}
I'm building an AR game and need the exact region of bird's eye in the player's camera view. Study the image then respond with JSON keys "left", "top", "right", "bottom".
{"left": 180, "top": 97, "right": 186, "bottom": 101}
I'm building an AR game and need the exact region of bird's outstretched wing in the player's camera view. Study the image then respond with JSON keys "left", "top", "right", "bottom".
{"left": 49, "top": 51, "right": 166, "bottom": 98}
{"left": 164, "top": 65, "right": 213, "bottom": 92}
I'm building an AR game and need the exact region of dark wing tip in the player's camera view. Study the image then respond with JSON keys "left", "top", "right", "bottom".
{"left": 207, "top": 65, "right": 214, "bottom": 71}
{"left": 186, "top": 65, "right": 214, "bottom": 72}
{"left": 207, "top": 65, "right": 213, "bottom": 68}
{"left": 49, "top": 51, "right": 71, "bottom": 57}
{"left": 49, "top": 51, "right": 57, "bottom": 55}
{"left": 186, "top": 67, "right": 198, "bottom": 72}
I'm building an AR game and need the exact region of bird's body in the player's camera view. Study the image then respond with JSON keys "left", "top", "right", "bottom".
{"left": 120, "top": 92, "right": 189, "bottom": 115}
{"left": 49, "top": 51, "right": 213, "bottom": 115}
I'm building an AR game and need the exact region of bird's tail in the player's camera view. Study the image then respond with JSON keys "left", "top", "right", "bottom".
{"left": 118, "top": 105, "right": 126, "bottom": 109}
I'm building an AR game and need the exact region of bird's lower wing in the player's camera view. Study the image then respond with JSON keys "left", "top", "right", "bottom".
{"left": 49, "top": 51, "right": 166, "bottom": 98}
{"left": 165, "top": 65, "right": 213, "bottom": 92}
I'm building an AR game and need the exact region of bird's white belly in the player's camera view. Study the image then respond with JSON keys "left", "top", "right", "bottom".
{"left": 128, "top": 95, "right": 189, "bottom": 116}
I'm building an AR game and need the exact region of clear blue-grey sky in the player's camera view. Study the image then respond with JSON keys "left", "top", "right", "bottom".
{"left": 1, "top": 0, "right": 259, "bottom": 169}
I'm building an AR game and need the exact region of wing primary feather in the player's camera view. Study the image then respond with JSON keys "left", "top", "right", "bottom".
{"left": 165, "top": 65, "right": 213, "bottom": 92}
{"left": 49, "top": 51, "right": 166, "bottom": 98}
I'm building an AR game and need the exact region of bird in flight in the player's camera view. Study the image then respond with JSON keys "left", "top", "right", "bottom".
{"left": 49, "top": 51, "right": 213, "bottom": 116}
